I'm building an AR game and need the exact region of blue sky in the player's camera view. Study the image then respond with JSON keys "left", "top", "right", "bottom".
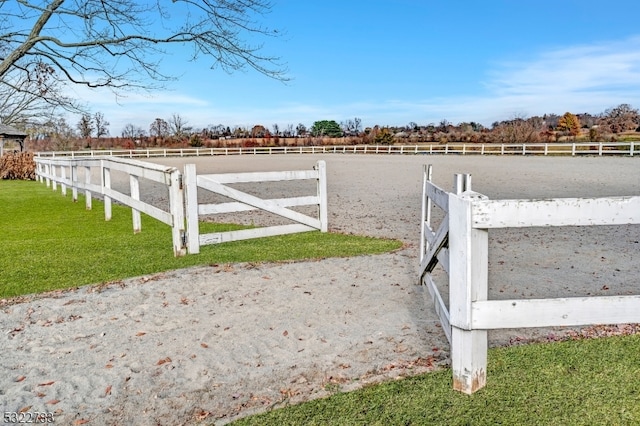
{"left": 68, "top": 0, "right": 640, "bottom": 136}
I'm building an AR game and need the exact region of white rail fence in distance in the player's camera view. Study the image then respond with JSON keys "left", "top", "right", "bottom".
{"left": 419, "top": 165, "right": 640, "bottom": 394}
{"left": 34, "top": 141, "right": 637, "bottom": 159}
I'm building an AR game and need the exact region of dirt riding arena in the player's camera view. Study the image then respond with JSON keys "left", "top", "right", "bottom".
{"left": 1, "top": 154, "right": 639, "bottom": 425}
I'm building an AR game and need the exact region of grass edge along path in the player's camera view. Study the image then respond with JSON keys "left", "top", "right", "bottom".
{"left": 233, "top": 333, "right": 640, "bottom": 425}
{"left": 0, "top": 180, "right": 402, "bottom": 299}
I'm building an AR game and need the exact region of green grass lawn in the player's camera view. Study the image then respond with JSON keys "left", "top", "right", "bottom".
{"left": 0, "top": 180, "right": 402, "bottom": 298}
{"left": 233, "top": 334, "right": 640, "bottom": 425}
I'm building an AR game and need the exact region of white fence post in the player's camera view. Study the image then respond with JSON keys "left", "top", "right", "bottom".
{"left": 71, "top": 165, "right": 78, "bottom": 202}
{"left": 60, "top": 165, "right": 67, "bottom": 196}
{"left": 448, "top": 174, "right": 489, "bottom": 394}
{"left": 419, "top": 164, "right": 433, "bottom": 262}
{"left": 51, "top": 165, "right": 57, "bottom": 191}
{"left": 103, "top": 162, "right": 112, "bottom": 221}
{"left": 168, "top": 169, "right": 186, "bottom": 257}
{"left": 316, "top": 160, "right": 328, "bottom": 232}
{"left": 184, "top": 164, "right": 200, "bottom": 254}
{"left": 84, "top": 166, "right": 92, "bottom": 210}
{"left": 130, "top": 175, "right": 141, "bottom": 233}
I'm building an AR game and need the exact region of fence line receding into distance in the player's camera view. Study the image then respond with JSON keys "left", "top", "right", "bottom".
{"left": 35, "top": 141, "right": 637, "bottom": 159}
{"left": 35, "top": 156, "right": 186, "bottom": 256}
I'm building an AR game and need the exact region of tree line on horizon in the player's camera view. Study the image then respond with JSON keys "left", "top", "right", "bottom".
{"left": 14, "top": 103, "right": 640, "bottom": 152}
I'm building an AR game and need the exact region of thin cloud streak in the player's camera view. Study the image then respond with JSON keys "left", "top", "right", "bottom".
{"left": 488, "top": 37, "right": 640, "bottom": 96}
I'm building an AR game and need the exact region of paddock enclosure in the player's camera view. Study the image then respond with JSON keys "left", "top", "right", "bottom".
{"left": 34, "top": 154, "right": 640, "bottom": 394}
{"left": 144, "top": 154, "right": 640, "bottom": 346}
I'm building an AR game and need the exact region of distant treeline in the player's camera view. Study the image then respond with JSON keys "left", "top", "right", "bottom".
{"left": 14, "top": 104, "right": 640, "bottom": 152}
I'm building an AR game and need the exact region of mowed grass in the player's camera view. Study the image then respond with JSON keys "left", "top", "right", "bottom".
{"left": 233, "top": 334, "right": 640, "bottom": 425}
{"left": 0, "top": 180, "right": 402, "bottom": 298}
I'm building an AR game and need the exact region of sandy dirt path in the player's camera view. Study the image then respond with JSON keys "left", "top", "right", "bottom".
{"left": 1, "top": 154, "right": 639, "bottom": 425}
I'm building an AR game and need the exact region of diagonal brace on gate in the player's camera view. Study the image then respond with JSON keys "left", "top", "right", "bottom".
{"left": 196, "top": 176, "right": 322, "bottom": 230}
{"left": 419, "top": 213, "right": 449, "bottom": 278}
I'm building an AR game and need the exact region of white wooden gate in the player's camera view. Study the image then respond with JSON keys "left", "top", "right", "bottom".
{"left": 420, "top": 164, "right": 640, "bottom": 394}
{"left": 184, "top": 161, "right": 328, "bottom": 254}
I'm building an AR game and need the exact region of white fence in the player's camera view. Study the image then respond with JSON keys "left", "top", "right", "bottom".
{"left": 34, "top": 157, "right": 328, "bottom": 257}
{"left": 34, "top": 141, "right": 637, "bottom": 159}
{"left": 184, "top": 160, "right": 328, "bottom": 254}
{"left": 419, "top": 165, "right": 640, "bottom": 394}
{"left": 35, "top": 156, "right": 186, "bottom": 256}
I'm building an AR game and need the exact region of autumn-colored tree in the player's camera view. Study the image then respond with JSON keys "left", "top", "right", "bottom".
{"left": 373, "top": 127, "right": 394, "bottom": 145}
{"left": 251, "top": 125, "right": 268, "bottom": 137}
{"left": 598, "top": 104, "right": 640, "bottom": 133}
{"left": 557, "top": 112, "right": 581, "bottom": 137}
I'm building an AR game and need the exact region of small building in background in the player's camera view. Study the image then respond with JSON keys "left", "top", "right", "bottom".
{"left": 0, "top": 124, "right": 28, "bottom": 156}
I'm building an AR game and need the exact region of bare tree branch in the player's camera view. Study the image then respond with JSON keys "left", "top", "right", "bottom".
{"left": 0, "top": 0, "right": 287, "bottom": 91}
{"left": 0, "top": 62, "right": 83, "bottom": 127}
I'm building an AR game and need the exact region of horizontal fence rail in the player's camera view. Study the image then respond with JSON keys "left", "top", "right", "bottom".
{"left": 35, "top": 141, "right": 637, "bottom": 159}
{"left": 35, "top": 156, "right": 186, "bottom": 256}
{"left": 419, "top": 165, "right": 640, "bottom": 395}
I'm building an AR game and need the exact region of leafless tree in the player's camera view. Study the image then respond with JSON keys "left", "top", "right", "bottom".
{"left": 295, "top": 123, "right": 307, "bottom": 137}
{"left": 169, "top": 113, "right": 191, "bottom": 138}
{"left": 340, "top": 117, "right": 362, "bottom": 136}
{"left": 149, "top": 118, "right": 170, "bottom": 138}
{"left": 121, "top": 123, "right": 146, "bottom": 139}
{"left": 0, "top": 0, "right": 287, "bottom": 94}
{"left": 77, "top": 113, "right": 93, "bottom": 139}
{"left": 492, "top": 113, "right": 543, "bottom": 143}
{"left": 94, "top": 112, "right": 109, "bottom": 138}
{"left": 283, "top": 123, "right": 294, "bottom": 137}
{"left": 207, "top": 124, "right": 226, "bottom": 138}
{"left": 37, "top": 117, "right": 77, "bottom": 150}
